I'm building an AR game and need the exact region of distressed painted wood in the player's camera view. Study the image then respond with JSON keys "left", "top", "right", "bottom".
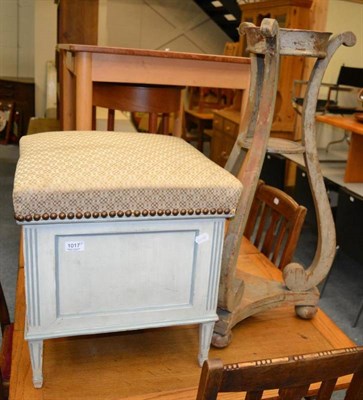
{"left": 20, "top": 216, "right": 226, "bottom": 387}
{"left": 214, "top": 18, "right": 357, "bottom": 346}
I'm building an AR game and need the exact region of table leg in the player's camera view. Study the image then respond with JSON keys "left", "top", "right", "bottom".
{"left": 74, "top": 52, "right": 93, "bottom": 130}
{"left": 344, "top": 132, "right": 363, "bottom": 182}
{"left": 60, "top": 51, "right": 75, "bottom": 130}
{"left": 29, "top": 339, "right": 43, "bottom": 388}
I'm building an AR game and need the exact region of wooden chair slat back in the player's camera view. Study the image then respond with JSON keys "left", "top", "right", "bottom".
{"left": 196, "top": 347, "right": 363, "bottom": 400}
{"left": 244, "top": 181, "right": 307, "bottom": 270}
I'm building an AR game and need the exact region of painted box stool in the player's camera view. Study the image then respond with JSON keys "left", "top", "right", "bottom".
{"left": 13, "top": 131, "right": 242, "bottom": 388}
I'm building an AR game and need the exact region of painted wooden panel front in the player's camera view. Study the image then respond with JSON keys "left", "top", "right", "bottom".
{"left": 23, "top": 217, "right": 224, "bottom": 340}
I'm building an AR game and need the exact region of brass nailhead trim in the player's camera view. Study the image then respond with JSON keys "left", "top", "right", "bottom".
{"left": 15, "top": 208, "right": 235, "bottom": 222}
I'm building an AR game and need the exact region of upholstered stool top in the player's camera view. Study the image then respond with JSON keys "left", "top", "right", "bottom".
{"left": 13, "top": 131, "right": 242, "bottom": 222}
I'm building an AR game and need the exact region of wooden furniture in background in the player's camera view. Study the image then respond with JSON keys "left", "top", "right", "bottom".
{"left": 183, "top": 87, "right": 231, "bottom": 153}
{"left": 9, "top": 238, "right": 357, "bottom": 399}
{"left": 0, "top": 78, "right": 35, "bottom": 141}
{"left": 239, "top": 0, "right": 313, "bottom": 141}
{"left": 92, "top": 83, "right": 183, "bottom": 134}
{"left": 56, "top": 0, "right": 98, "bottom": 45}
{"left": 183, "top": 109, "right": 214, "bottom": 152}
{"left": 0, "top": 279, "right": 14, "bottom": 399}
{"left": 223, "top": 41, "right": 240, "bottom": 56}
{"left": 187, "top": 87, "right": 234, "bottom": 113}
{"left": 57, "top": 44, "right": 250, "bottom": 133}
{"left": 0, "top": 100, "right": 15, "bottom": 145}
{"left": 210, "top": 109, "right": 241, "bottom": 167}
{"left": 316, "top": 115, "right": 363, "bottom": 183}
{"left": 292, "top": 65, "right": 363, "bottom": 116}
{"left": 244, "top": 180, "right": 307, "bottom": 270}
{"left": 197, "top": 347, "right": 363, "bottom": 400}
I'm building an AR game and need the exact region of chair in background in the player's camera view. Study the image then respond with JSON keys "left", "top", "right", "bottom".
{"left": 292, "top": 65, "right": 363, "bottom": 115}
{"left": 92, "top": 83, "right": 184, "bottom": 135}
{"left": 244, "top": 181, "right": 307, "bottom": 270}
{"left": 292, "top": 65, "right": 363, "bottom": 152}
{"left": 183, "top": 41, "right": 239, "bottom": 152}
{"left": 196, "top": 347, "right": 363, "bottom": 400}
{"left": 184, "top": 87, "right": 236, "bottom": 153}
{"left": 0, "top": 280, "right": 13, "bottom": 399}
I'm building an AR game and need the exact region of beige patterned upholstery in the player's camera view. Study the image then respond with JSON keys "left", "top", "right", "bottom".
{"left": 13, "top": 131, "right": 242, "bottom": 222}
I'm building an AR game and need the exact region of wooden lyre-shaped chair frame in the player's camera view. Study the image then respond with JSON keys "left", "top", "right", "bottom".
{"left": 212, "top": 19, "right": 356, "bottom": 347}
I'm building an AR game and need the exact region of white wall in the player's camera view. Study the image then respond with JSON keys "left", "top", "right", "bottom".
{"left": 0, "top": 0, "right": 34, "bottom": 77}
{"left": 33, "top": 0, "right": 57, "bottom": 117}
{"left": 101, "top": 0, "right": 230, "bottom": 54}
{"left": 324, "top": 0, "right": 362, "bottom": 82}
{"left": 316, "top": 0, "right": 363, "bottom": 149}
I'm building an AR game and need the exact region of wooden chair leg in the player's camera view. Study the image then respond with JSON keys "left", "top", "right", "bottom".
{"left": 148, "top": 112, "right": 158, "bottom": 133}
{"left": 161, "top": 113, "right": 169, "bottom": 134}
{"left": 107, "top": 109, "right": 115, "bottom": 131}
{"left": 92, "top": 106, "right": 97, "bottom": 130}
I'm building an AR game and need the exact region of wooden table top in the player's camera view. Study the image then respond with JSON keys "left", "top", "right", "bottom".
{"left": 10, "top": 236, "right": 356, "bottom": 399}
{"left": 184, "top": 109, "right": 214, "bottom": 120}
{"left": 317, "top": 114, "right": 363, "bottom": 135}
{"left": 57, "top": 44, "right": 250, "bottom": 65}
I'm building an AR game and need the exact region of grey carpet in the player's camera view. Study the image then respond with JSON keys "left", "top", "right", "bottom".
{"left": 294, "top": 224, "right": 363, "bottom": 345}
{"left": 0, "top": 145, "right": 20, "bottom": 318}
